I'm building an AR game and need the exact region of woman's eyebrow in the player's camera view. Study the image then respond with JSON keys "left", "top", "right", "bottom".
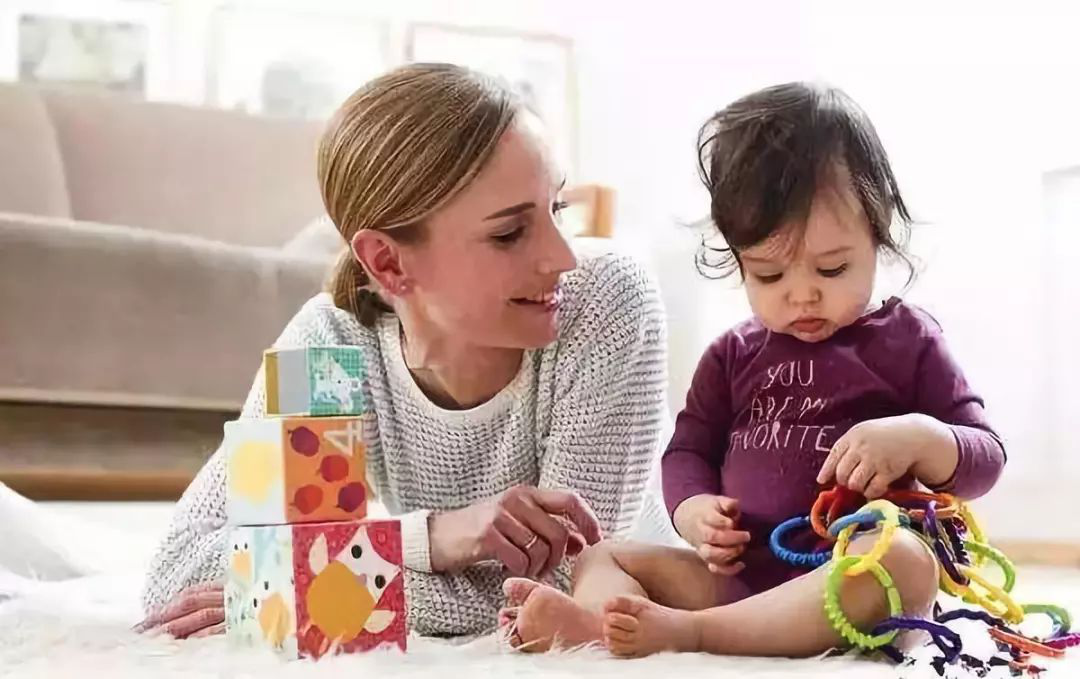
{"left": 484, "top": 202, "right": 535, "bottom": 220}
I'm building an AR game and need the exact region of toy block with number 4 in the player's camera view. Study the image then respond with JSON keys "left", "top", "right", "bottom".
{"left": 226, "top": 416, "right": 370, "bottom": 525}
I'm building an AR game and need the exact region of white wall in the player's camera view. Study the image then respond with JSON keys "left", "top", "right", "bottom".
{"left": 564, "top": 1, "right": 1080, "bottom": 540}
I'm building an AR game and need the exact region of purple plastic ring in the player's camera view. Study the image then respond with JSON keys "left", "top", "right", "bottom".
{"left": 1046, "top": 633, "right": 1080, "bottom": 650}
{"left": 924, "top": 501, "right": 968, "bottom": 585}
{"left": 937, "top": 608, "right": 1009, "bottom": 631}
{"left": 871, "top": 617, "right": 962, "bottom": 664}
{"left": 942, "top": 519, "right": 971, "bottom": 566}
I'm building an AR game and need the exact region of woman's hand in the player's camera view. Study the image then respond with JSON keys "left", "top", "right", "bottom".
{"left": 672, "top": 494, "right": 751, "bottom": 576}
{"left": 429, "top": 485, "right": 602, "bottom": 579}
{"left": 133, "top": 581, "right": 224, "bottom": 638}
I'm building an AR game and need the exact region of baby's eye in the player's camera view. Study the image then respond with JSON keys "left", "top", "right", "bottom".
{"left": 754, "top": 273, "right": 783, "bottom": 284}
{"left": 818, "top": 264, "right": 848, "bottom": 278}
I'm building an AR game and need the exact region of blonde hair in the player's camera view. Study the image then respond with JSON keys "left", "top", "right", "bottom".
{"left": 318, "top": 63, "right": 519, "bottom": 326}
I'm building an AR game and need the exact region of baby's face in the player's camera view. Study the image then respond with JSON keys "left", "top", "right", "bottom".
{"left": 738, "top": 174, "right": 877, "bottom": 343}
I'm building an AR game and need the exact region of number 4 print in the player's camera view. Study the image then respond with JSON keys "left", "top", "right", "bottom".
{"left": 323, "top": 420, "right": 363, "bottom": 457}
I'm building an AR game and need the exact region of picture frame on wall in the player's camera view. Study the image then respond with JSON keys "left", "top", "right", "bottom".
{"left": 208, "top": 5, "right": 391, "bottom": 121}
{"left": 405, "top": 23, "right": 578, "bottom": 179}
{"left": 0, "top": 0, "right": 169, "bottom": 98}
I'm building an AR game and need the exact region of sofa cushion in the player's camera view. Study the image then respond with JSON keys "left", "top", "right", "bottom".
{"left": 282, "top": 214, "right": 345, "bottom": 260}
{"left": 41, "top": 88, "right": 325, "bottom": 247}
{"left": 0, "top": 212, "right": 327, "bottom": 409}
{"left": 0, "top": 84, "right": 71, "bottom": 218}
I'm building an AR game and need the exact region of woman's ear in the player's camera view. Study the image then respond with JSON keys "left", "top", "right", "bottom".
{"left": 351, "top": 230, "right": 412, "bottom": 297}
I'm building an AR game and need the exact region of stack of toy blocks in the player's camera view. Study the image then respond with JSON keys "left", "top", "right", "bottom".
{"left": 224, "top": 347, "right": 407, "bottom": 659}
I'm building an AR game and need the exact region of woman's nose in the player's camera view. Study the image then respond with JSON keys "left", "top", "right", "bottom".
{"left": 538, "top": 220, "right": 577, "bottom": 276}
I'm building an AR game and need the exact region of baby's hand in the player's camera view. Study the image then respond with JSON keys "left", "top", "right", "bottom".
{"left": 816, "top": 415, "right": 933, "bottom": 498}
{"left": 673, "top": 494, "right": 751, "bottom": 576}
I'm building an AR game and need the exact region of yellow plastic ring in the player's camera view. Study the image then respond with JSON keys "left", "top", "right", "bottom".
{"left": 957, "top": 503, "right": 986, "bottom": 566}
{"left": 830, "top": 500, "right": 900, "bottom": 576}
{"left": 941, "top": 564, "right": 1024, "bottom": 624}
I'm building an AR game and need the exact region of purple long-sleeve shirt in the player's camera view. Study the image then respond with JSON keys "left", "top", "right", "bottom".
{"left": 662, "top": 298, "right": 1005, "bottom": 597}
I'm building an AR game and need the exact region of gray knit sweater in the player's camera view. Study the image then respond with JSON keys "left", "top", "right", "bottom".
{"left": 141, "top": 253, "right": 669, "bottom": 636}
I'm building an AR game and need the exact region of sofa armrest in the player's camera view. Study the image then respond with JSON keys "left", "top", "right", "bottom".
{"left": 0, "top": 212, "right": 327, "bottom": 409}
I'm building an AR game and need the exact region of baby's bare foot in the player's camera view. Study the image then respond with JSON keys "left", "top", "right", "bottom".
{"left": 503, "top": 577, "right": 541, "bottom": 607}
{"left": 603, "top": 595, "right": 700, "bottom": 658}
{"left": 506, "top": 579, "right": 602, "bottom": 653}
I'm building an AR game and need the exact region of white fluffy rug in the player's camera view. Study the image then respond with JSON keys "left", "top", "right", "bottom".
{"left": 1, "top": 491, "right": 1079, "bottom": 678}
{"left": 0, "top": 569, "right": 889, "bottom": 679}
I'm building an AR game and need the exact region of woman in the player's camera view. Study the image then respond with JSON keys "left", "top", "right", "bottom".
{"left": 137, "top": 63, "right": 669, "bottom": 638}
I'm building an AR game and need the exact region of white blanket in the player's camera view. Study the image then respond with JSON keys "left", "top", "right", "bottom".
{"left": 1, "top": 484, "right": 1077, "bottom": 678}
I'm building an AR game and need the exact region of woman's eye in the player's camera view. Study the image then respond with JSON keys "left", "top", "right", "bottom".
{"left": 492, "top": 225, "right": 525, "bottom": 245}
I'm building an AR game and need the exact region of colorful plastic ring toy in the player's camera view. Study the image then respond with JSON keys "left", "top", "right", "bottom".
{"left": 770, "top": 516, "right": 831, "bottom": 568}
{"left": 871, "top": 617, "right": 961, "bottom": 664}
{"left": 824, "top": 555, "right": 903, "bottom": 649}
{"left": 989, "top": 627, "right": 1065, "bottom": 659}
{"left": 831, "top": 500, "right": 900, "bottom": 576}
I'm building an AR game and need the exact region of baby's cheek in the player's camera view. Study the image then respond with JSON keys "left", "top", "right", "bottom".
{"left": 746, "top": 288, "right": 785, "bottom": 330}
{"left": 833, "top": 293, "right": 872, "bottom": 327}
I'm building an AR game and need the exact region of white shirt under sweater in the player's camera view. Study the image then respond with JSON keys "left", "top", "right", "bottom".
{"left": 141, "top": 253, "right": 670, "bottom": 636}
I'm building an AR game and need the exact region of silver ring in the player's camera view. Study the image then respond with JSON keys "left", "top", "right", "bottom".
{"left": 523, "top": 534, "right": 539, "bottom": 550}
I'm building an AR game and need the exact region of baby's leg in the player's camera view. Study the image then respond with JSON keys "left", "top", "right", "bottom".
{"left": 604, "top": 528, "right": 938, "bottom": 658}
{"left": 506, "top": 541, "right": 722, "bottom": 652}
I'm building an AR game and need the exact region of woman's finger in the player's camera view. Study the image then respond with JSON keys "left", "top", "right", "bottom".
{"left": 488, "top": 530, "right": 530, "bottom": 576}
{"left": 135, "top": 583, "right": 223, "bottom": 633}
{"left": 565, "top": 529, "right": 586, "bottom": 557}
{"left": 189, "top": 621, "right": 226, "bottom": 638}
{"left": 510, "top": 494, "right": 570, "bottom": 575}
{"left": 148, "top": 606, "right": 224, "bottom": 640}
{"left": 490, "top": 513, "right": 534, "bottom": 576}
{"left": 529, "top": 489, "right": 602, "bottom": 545}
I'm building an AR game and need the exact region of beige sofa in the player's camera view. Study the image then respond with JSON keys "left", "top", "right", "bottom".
{"left": 0, "top": 84, "right": 335, "bottom": 499}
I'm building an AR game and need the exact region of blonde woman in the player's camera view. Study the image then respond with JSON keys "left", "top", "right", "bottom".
{"left": 138, "top": 63, "right": 669, "bottom": 639}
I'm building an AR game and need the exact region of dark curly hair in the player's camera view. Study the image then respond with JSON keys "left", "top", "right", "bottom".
{"left": 696, "top": 82, "right": 914, "bottom": 282}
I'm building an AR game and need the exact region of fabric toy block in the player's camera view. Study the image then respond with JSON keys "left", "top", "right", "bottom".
{"left": 225, "top": 519, "right": 406, "bottom": 658}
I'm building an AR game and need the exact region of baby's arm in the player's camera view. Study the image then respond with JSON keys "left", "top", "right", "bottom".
{"left": 662, "top": 337, "right": 749, "bottom": 571}
{"left": 817, "top": 313, "right": 1005, "bottom": 501}
{"left": 907, "top": 322, "right": 1006, "bottom": 499}
{"left": 662, "top": 340, "right": 731, "bottom": 515}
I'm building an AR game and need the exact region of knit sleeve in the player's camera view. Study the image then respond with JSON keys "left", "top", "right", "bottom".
{"left": 539, "top": 255, "right": 668, "bottom": 539}
{"left": 140, "top": 298, "right": 346, "bottom": 614}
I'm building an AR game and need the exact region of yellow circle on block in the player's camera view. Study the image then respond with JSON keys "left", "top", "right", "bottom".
{"left": 229, "top": 441, "right": 279, "bottom": 503}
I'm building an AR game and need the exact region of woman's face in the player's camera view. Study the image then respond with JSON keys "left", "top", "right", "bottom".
{"left": 396, "top": 121, "right": 577, "bottom": 349}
